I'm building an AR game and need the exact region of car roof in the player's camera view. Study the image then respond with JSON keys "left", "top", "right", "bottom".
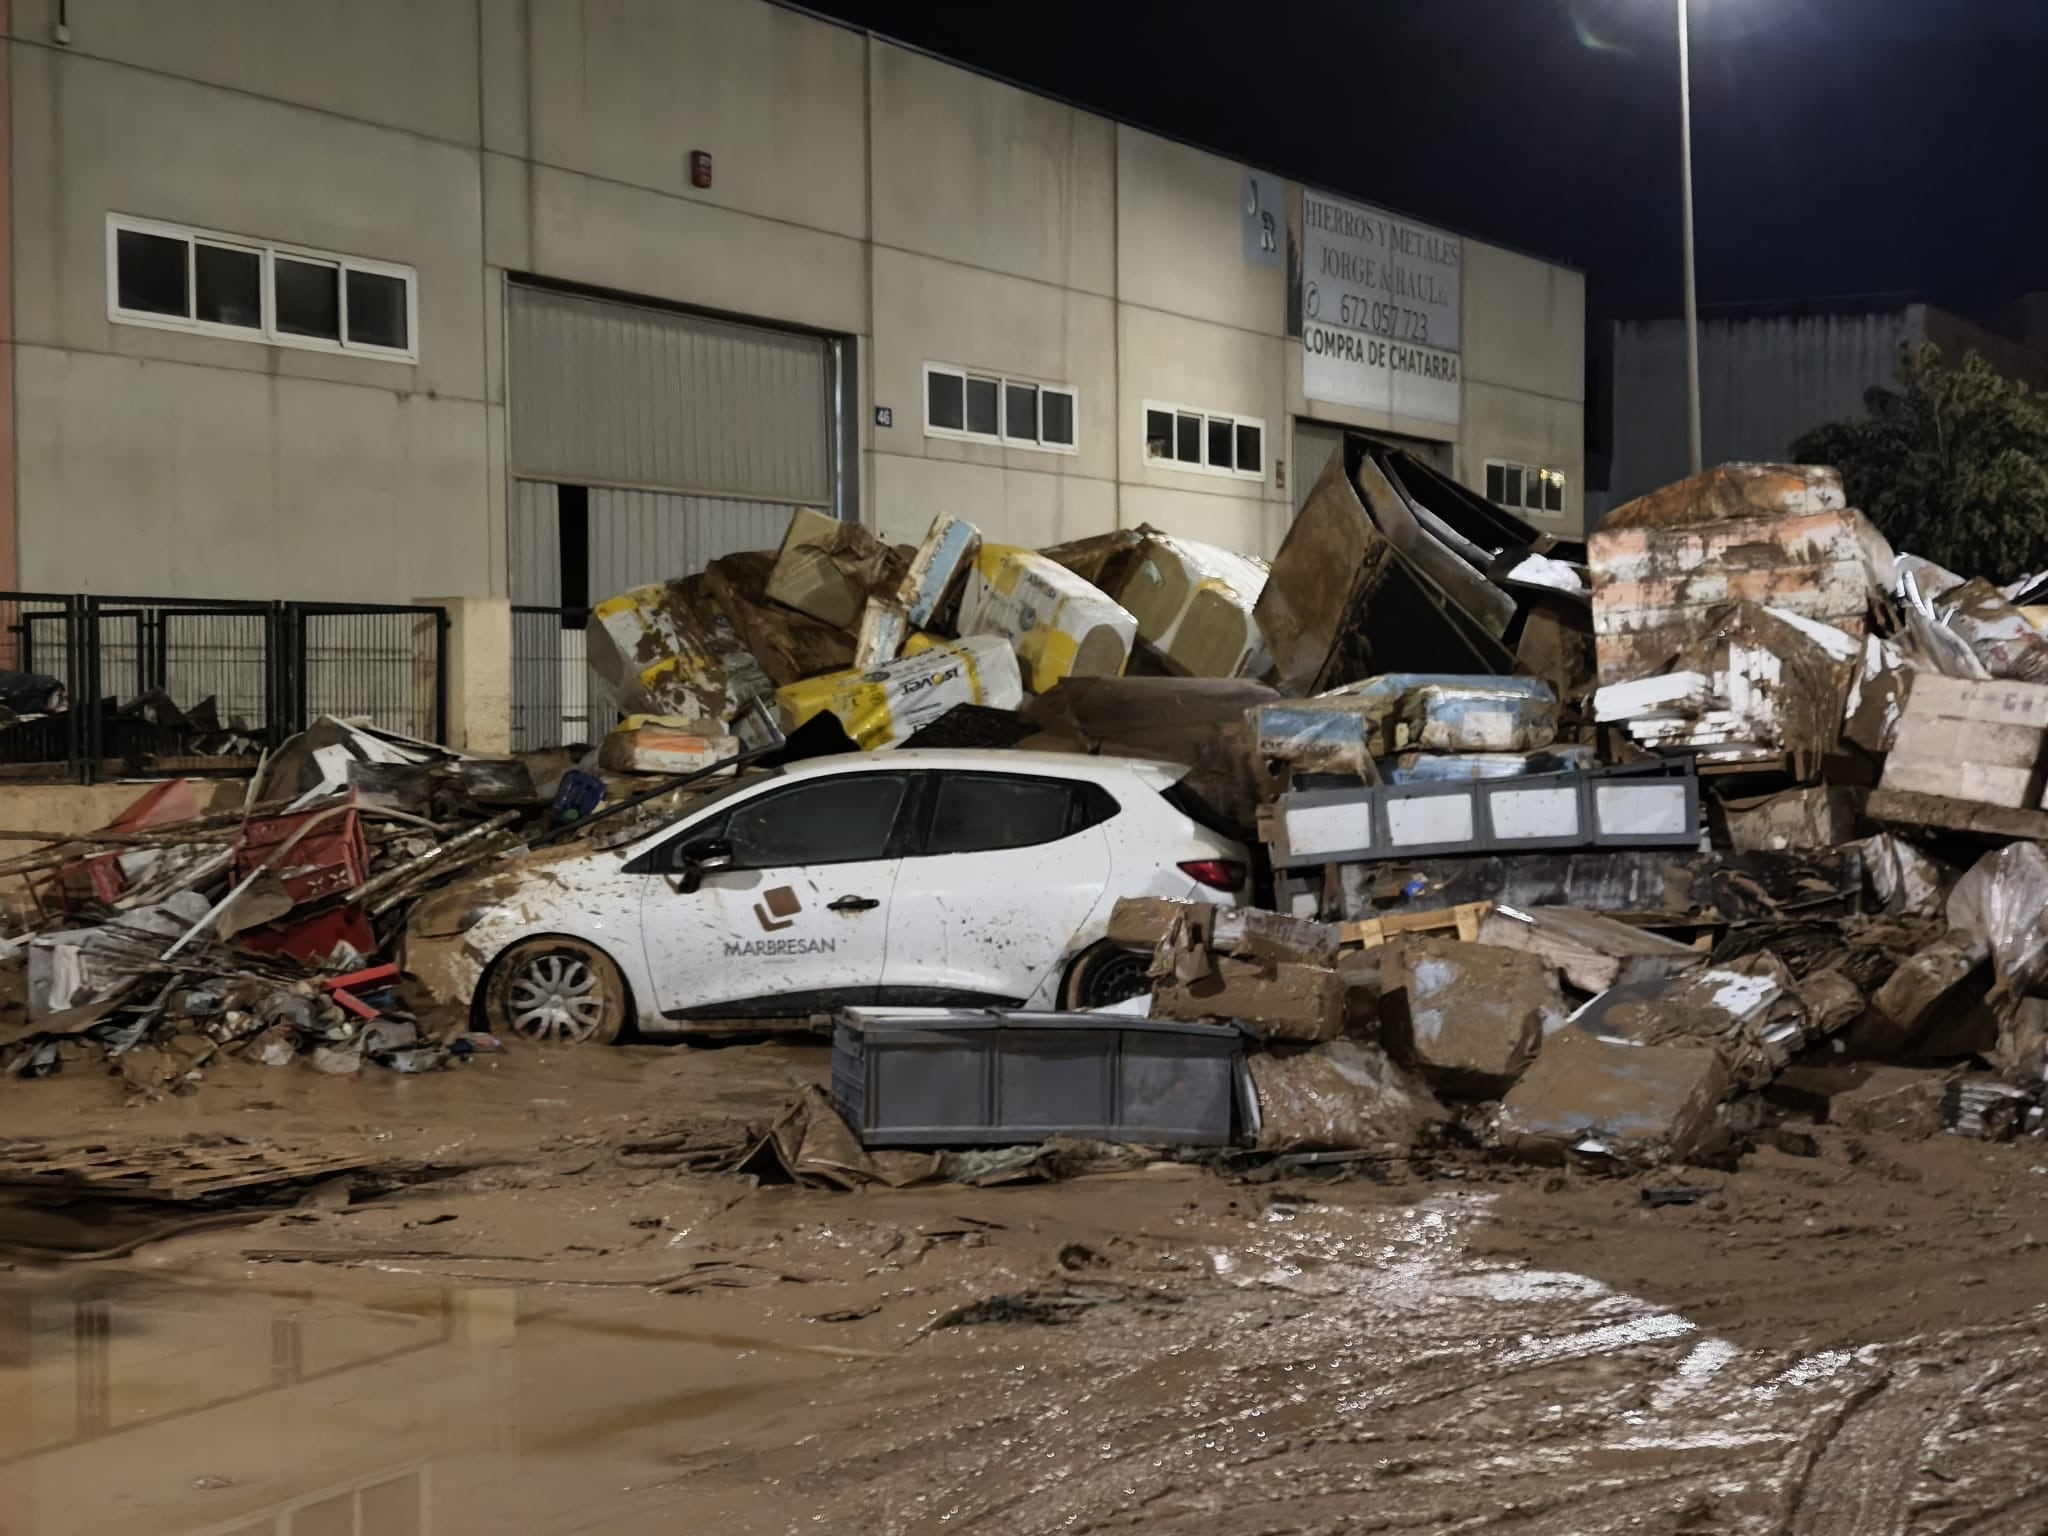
{"left": 770, "top": 748, "right": 1188, "bottom": 782}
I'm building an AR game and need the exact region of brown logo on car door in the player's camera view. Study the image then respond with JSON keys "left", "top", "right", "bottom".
{"left": 754, "top": 886, "right": 801, "bottom": 932}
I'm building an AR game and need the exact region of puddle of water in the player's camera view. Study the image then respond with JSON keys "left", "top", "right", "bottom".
{"left": 0, "top": 1272, "right": 854, "bottom": 1536}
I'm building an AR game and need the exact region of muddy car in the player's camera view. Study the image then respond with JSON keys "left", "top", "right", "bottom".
{"left": 404, "top": 750, "right": 1248, "bottom": 1042}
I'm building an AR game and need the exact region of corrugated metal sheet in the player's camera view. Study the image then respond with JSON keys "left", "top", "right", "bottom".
{"left": 1605, "top": 309, "right": 1922, "bottom": 508}
{"left": 586, "top": 488, "right": 792, "bottom": 599}
{"left": 510, "top": 479, "right": 791, "bottom": 604}
{"left": 507, "top": 283, "right": 832, "bottom": 505}
{"left": 509, "top": 478, "right": 560, "bottom": 608}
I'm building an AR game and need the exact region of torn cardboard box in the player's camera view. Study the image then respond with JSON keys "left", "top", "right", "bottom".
{"left": 1150, "top": 955, "right": 1346, "bottom": 1043}
{"left": 702, "top": 551, "right": 856, "bottom": 688}
{"left": 764, "top": 508, "right": 907, "bottom": 630}
{"left": 1475, "top": 905, "right": 1703, "bottom": 994}
{"left": 1378, "top": 936, "right": 1565, "bottom": 1098}
{"left": 1719, "top": 786, "right": 1864, "bottom": 853}
{"left": 1877, "top": 672, "right": 2048, "bottom": 812}
{"left": 587, "top": 577, "right": 773, "bottom": 722}
{"left": 1113, "top": 534, "right": 1270, "bottom": 679}
{"left": 1249, "top": 1040, "right": 1446, "bottom": 1153}
{"left": 959, "top": 544, "right": 1137, "bottom": 693}
{"left": 1495, "top": 1027, "right": 1731, "bottom": 1167}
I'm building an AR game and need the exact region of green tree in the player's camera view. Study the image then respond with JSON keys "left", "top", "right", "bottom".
{"left": 1789, "top": 342, "right": 2048, "bottom": 579}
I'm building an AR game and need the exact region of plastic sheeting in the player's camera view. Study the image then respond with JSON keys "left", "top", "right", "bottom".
{"left": 958, "top": 545, "right": 1138, "bottom": 693}
{"left": 774, "top": 634, "right": 1023, "bottom": 751}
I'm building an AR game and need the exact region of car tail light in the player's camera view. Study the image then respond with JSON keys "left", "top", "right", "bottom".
{"left": 1179, "top": 858, "right": 1247, "bottom": 893}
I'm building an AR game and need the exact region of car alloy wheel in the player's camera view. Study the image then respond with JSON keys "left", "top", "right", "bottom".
{"left": 1063, "top": 942, "right": 1154, "bottom": 1011}
{"left": 488, "top": 939, "right": 628, "bottom": 1046}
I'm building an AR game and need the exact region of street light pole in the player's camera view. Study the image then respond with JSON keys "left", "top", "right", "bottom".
{"left": 1677, "top": 0, "right": 1703, "bottom": 474}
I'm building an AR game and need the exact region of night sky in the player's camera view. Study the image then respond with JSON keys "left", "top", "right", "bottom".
{"left": 799, "top": 0, "right": 2048, "bottom": 328}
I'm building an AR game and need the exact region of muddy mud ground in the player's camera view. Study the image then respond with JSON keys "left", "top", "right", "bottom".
{"left": 3, "top": 1042, "right": 2047, "bottom": 1535}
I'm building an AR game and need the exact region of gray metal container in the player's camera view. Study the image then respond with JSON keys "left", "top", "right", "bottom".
{"left": 832, "top": 1008, "right": 1245, "bottom": 1148}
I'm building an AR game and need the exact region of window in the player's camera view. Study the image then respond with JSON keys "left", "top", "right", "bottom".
{"left": 926, "top": 369, "right": 965, "bottom": 432}
{"left": 1003, "top": 382, "right": 1039, "bottom": 445}
{"left": 1040, "top": 389, "right": 1075, "bottom": 447}
{"left": 965, "top": 375, "right": 1000, "bottom": 436}
{"left": 106, "top": 214, "right": 418, "bottom": 360}
{"left": 115, "top": 228, "right": 187, "bottom": 317}
{"left": 195, "top": 243, "right": 260, "bottom": 328}
{"left": 920, "top": 774, "right": 1117, "bottom": 856}
{"left": 275, "top": 255, "right": 340, "bottom": 340}
{"left": 923, "top": 363, "right": 1078, "bottom": 453}
{"left": 1143, "top": 400, "right": 1266, "bottom": 480}
{"left": 722, "top": 774, "right": 910, "bottom": 867}
{"left": 1485, "top": 459, "right": 1568, "bottom": 517}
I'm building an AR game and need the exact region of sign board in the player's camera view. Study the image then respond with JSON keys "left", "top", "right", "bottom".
{"left": 1243, "top": 171, "right": 1282, "bottom": 268}
{"left": 1300, "top": 189, "right": 1462, "bottom": 425}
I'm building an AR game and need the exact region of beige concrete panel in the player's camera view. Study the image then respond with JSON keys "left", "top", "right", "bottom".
{"left": 11, "top": 50, "right": 485, "bottom": 399}
{"left": 1116, "top": 483, "right": 1274, "bottom": 557}
{"left": 1462, "top": 240, "right": 1586, "bottom": 401}
{"left": 1118, "top": 305, "right": 1285, "bottom": 494}
{"left": 1458, "top": 379, "right": 1585, "bottom": 535}
{"left": 525, "top": 164, "right": 865, "bottom": 336}
{"left": 16, "top": 348, "right": 493, "bottom": 600}
{"left": 526, "top": 0, "right": 866, "bottom": 239}
{"left": 1116, "top": 129, "right": 1283, "bottom": 337}
{"left": 11, "top": 0, "right": 481, "bottom": 144}
{"left": 870, "top": 247, "right": 1115, "bottom": 481}
{"left": 869, "top": 42, "right": 1114, "bottom": 295}
{"left": 870, "top": 451, "right": 1115, "bottom": 552}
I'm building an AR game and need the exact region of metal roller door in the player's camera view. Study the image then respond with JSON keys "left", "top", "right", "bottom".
{"left": 506, "top": 283, "right": 844, "bottom": 604}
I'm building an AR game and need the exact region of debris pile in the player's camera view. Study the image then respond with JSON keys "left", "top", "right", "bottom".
{"left": 792, "top": 449, "right": 2048, "bottom": 1174}
{"left": 0, "top": 716, "right": 574, "bottom": 1091}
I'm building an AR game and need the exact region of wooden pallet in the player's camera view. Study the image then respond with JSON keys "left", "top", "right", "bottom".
{"left": 0, "top": 1137, "right": 371, "bottom": 1202}
{"left": 1339, "top": 900, "right": 1492, "bottom": 950}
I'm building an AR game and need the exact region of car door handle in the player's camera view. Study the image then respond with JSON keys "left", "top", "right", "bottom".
{"left": 827, "top": 895, "right": 881, "bottom": 912}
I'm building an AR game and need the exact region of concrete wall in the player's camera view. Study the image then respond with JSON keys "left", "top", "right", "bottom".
{"left": 9, "top": 0, "right": 1586, "bottom": 599}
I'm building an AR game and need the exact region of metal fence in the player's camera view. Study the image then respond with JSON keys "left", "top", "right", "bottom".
{"left": 512, "top": 605, "right": 610, "bottom": 753}
{"left": 0, "top": 593, "right": 446, "bottom": 781}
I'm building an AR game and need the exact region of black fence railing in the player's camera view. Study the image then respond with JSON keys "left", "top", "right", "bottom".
{"left": 512, "top": 604, "right": 612, "bottom": 753}
{"left": 0, "top": 594, "right": 447, "bottom": 781}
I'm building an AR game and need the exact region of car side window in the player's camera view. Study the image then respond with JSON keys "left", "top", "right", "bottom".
{"left": 922, "top": 774, "right": 1112, "bottom": 856}
{"left": 722, "top": 774, "right": 910, "bottom": 868}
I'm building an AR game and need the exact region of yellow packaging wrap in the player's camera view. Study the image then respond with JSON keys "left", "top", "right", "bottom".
{"left": 958, "top": 544, "right": 1137, "bottom": 693}
{"left": 586, "top": 580, "right": 771, "bottom": 722}
{"left": 775, "top": 634, "right": 1024, "bottom": 749}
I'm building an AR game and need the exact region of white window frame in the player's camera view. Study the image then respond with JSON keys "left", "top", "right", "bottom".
{"left": 922, "top": 362, "right": 1078, "bottom": 455}
{"left": 1142, "top": 399, "right": 1266, "bottom": 481}
{"left": 106, "top": 213, "right": 419, "bottom": 363}
{"left": 1484, "top": 457, "right": 1568, "bottom": 518}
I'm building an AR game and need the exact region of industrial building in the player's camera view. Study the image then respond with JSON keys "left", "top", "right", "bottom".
{"left": 3, "top": 0, "right": 1584, "bottom": 613}
{"left": 1593, "top": 295, "right": 2048, "bottom": 517}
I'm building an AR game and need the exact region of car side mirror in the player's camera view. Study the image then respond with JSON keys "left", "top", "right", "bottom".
{"left": 676, "top": 840, "right": 733, "bottom": 895}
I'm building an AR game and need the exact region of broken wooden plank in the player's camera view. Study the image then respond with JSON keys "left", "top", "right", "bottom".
{"left": 1339, "top": 901, "right": 1493, "bottom": 950}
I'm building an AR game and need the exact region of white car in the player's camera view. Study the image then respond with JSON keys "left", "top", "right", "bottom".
{"left": 404, "top": 750, "right": 1249, "bottom": 1043}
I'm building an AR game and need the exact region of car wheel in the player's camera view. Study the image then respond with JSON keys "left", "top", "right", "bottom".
{"left": 484, "top": 938, "right": 630, "bottom": 1046}
{"left": 1061, "top": 941, "right": 1154, "bottom": 1011}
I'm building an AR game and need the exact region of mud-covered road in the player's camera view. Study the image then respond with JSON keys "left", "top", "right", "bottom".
{"left": 3, "top": 1042, "right": 2046, "bottom": 1535}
